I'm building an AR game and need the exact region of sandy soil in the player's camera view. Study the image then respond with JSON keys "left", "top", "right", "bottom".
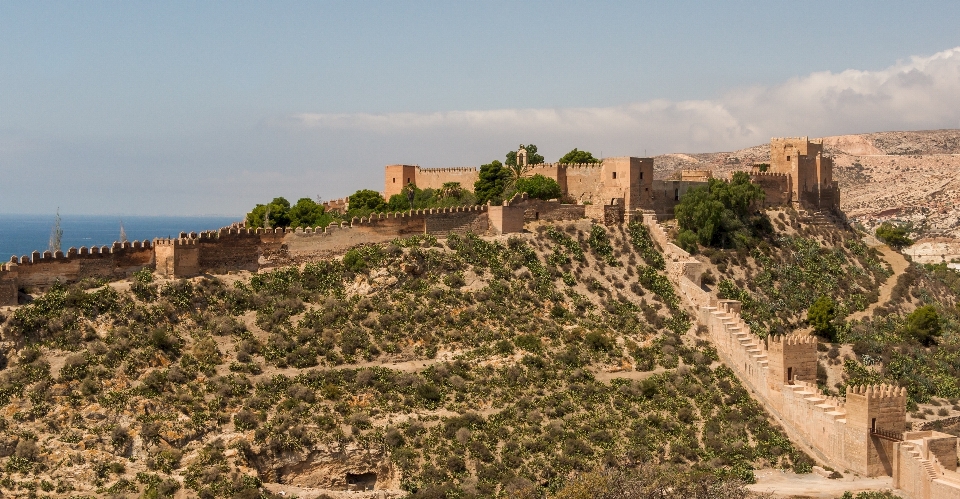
{"left": 747, "top": 469, "right": 905, "bottom": 498}
{"left": 848, "top": 243, "right": 909, "bottom": 322}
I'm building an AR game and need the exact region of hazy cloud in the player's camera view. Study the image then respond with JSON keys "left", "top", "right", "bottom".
{"left": 2, "top": 47, "right": 959, "bottom": 216}
{"left": 285, "top": 46, "right": 960, "bottom": 158}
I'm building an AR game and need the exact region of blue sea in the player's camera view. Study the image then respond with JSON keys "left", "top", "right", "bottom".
{"left": 0, "top": 214, "right": 241, "bottom": 260}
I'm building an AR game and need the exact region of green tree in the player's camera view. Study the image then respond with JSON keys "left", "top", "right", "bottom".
{"left": 875, "top": 222, "right": 913, "bottom": 248}
{"left": 515, "top": 174, "right": 562, "bottom": 200}
{"left": 288, "top": 198, "right": 330, "bottom": 228}
{"left": 905, "top": 305, "right": 940, "bottom": 346}
{"left": 246, "top": 197, "right": 292, "bottom": 229}
{"left": 438, "top": 182, "right": 464, "bottom": 200}
{"left": 347, "top": 189, "right": 387, "bottom": 213}
{"left": 558, "top": 148, "right": 600, "bottom": 164}
{"left": 474, "top": 160, "right": 512, "bottom": 204}
{"left": 808, "top": 295, "right": 837, "bottom": 341}
{"left": 674, "top": 172, "right": 766, "bottom": 248}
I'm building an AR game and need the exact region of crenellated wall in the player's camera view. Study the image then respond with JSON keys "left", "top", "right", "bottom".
{"left": 9, "top": 241, "right": 155, "bottom": 289}
{"left": 893, "top": 432, "right": 960, "bottom": 499}
{"left": 639, "top": 212, "right": 956, "bottom": 494}
{"left": 749, "top": 171, "right": 791, "bottom": 207}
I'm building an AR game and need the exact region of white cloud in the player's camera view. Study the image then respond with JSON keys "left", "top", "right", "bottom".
{"left": 2, "top": 47, "right": 959, "bottom": 216}
{"left": 280, "top": 46, "right": 960, "bottom": 160}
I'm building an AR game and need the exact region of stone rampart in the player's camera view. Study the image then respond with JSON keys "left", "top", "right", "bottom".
{"left": 650, "top": 180, "right": 708, "bottom": 219}
{"left": 9, "top": 242, "right": 154, "bottom": 289}
{"left": 0, "top": 264, "right": 18, "bottom": 306}
{"left": 413, "top": 167, "right": 480, "bottom": 192}
{"left": 749, "top": 171, "right": 791, "bottom": 207}
{"left": 893, "top": 432, "right": 960, "bottom": 499}
{"left": 640, "top": 212, "right": 957, "bottom": 494}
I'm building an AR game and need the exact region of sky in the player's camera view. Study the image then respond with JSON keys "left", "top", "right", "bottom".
{"left": 2, "top": 1, "right": 960, "bottom": 216}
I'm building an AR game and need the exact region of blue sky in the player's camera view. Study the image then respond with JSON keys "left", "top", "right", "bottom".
{"left": 2, "top": 1, "right": 960, "bottom": 216}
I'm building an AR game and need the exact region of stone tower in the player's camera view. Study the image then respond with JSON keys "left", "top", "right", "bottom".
{"left": 384, "top": 164, "right": 418, "bottom": 200}
{"left": 769, "top": 137, "right": 839, "bottom": 210}
{"left": 844, "top": 384, "right": 907, "bottom": 476}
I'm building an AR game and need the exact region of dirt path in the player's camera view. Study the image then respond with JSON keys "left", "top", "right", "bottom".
{"left": 848, "top": 242, "right": 909, "bottom": 322}
{"left": 747, "top": 469, "right": 904, "bottom": 498}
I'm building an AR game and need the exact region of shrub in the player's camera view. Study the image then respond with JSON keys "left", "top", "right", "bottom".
{"left": 808, "top": 295, "right": 837, "bottom": 342}
{"left": 875, "top": 222, "right": 913, "bottom": 248}
{"left": 515, "top": 174, "right": 562, "bottom": 200}
{"left": 905, "top": 305, "right": 941, "bottom": 346}
{"left": 674, "top": 172, "right": 766, "bottom": 249}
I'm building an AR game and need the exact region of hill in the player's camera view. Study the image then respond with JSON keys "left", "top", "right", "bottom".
{"left": 0, "top": 222, "right": 811, "bottom": 498}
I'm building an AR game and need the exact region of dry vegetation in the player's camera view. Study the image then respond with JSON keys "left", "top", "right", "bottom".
{"left": 0, "top": 222, "right": 808, "bottom": 498}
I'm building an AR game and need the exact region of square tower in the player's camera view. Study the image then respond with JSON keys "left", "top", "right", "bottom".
{"left": 769, "top": 137, "right": 837, "bottom": 210}
{"left": 385, "top": 165, "right": 418, "bottom": 200}
{"left": 599, "top": 157, "right": 654, "bottom": 212}
{"left": 765, "top": 334, "right": 818, "bottom": 391}
{"left": 844, "top": 384, "right": 907, "bottom": 476}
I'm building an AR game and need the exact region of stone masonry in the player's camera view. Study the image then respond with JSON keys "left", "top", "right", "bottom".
{"left": 642, "top": 211, "right": 959, "bottom": 499}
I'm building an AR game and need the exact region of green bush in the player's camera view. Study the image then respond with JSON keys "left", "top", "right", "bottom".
{"left": 674, "top": 172, "right": 767, "bottom": 249}
{"left": 875, "top": 222, "right": 913, "bottom": 248}
{"left": 808, "top": 295, "right": 837, "bottom": 341}
{"left": 516, "top": 174, "right": 562, "bottom": 200}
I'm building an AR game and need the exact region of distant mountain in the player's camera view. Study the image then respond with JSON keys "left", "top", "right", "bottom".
{"left": 654, "top": 129, "right": 960, "bottom": 240}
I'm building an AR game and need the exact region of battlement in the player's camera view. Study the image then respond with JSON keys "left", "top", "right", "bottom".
{"left": 154, "top": 238, "right": 198, "bottom": 247}
{"left": 847, "top": 384, "right": 907, "bottom": 399}
{"left": 558, "top": 162, "right": 605, "bottom": 170}
{"left": 768, "top": 334, "right": 817, "bottom": 345}
{"left": 750, "top": 170, "right": 789, "bottom": 178}
{"left": 11, "top": 239, "right": 154, "bottom": 265}
{"left": 416, "top": 166, "right": 477, "bottom": 173}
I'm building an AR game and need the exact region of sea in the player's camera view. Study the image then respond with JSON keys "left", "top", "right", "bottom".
{"left": 0, "top": 214, "right": 241, "bottom": 260}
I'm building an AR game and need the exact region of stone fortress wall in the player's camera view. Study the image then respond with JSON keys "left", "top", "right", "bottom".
{"left": 642, "top": 211, "right": 960, "bottom": 499}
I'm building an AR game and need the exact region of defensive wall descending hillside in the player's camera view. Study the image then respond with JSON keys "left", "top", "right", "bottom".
{"left": 642, "top": 212, "right": 960, "bottom": 499}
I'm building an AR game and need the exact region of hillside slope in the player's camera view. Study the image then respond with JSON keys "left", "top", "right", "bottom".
{"left": 0, "top": 223, "right": 809, "bottom": 498}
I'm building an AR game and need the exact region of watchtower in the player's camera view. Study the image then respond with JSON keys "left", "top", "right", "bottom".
{"left": 765, "top": 334, "right": 818, "bottom": 391}
{"left": 844, "top": 384, "right": 907, "bottom": 476}
{"left": 154, "top": 238, "right": 200, "bottom": 278}
{"left": 384, "top": 165, "right": 418, "bottom": 200}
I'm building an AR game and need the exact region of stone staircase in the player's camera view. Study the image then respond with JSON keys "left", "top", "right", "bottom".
{"left": 784, "top": 382, "right": 848, "bottom": 424}
{"left": 712, "top": 310, "right": 771, "bottom": 370}
{"left": 903, "top": 441, "right": 940, "bottom": 481}
{"left": 798, "top": 208, "right": 846, "bottom": 226}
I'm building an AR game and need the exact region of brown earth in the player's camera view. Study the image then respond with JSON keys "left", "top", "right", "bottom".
{"left": 654, "top": 129, "right": 960, "bottom": 242}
